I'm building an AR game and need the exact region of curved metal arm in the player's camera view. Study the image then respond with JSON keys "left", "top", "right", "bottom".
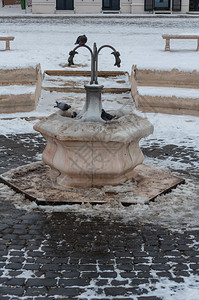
{"left": 68, "top": 44, "right": 95, "bottom": 83}
{"left": 68, "top": 44, "right": 93, "bottom": 65}
{"left": 94, "top": 45, "right": 121, "bottom": 83}
{"left": 97, "top": 45, "right": 121, "bottom": 67}
{"left": 68, "top": 50, "right": 78, "bottom": 66}
{"left": 111, "top": 51, "right": 121, "bottom": 68}
{"left": 68, "top": 42, "right": 121, "bottom": 85}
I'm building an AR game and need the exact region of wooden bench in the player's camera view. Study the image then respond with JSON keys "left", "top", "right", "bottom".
{"left": 162, "top": 34, "right": 199, "bottom": 51}
{"left": 0, "top": 36, "right": 15, "bottom": 50}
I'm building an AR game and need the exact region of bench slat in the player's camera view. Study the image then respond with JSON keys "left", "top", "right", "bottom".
{"left": 0, "top": 36, "right": 15, "bottom": 41}
{"left": 162, "top": 35, "right": 199, "bottom": 39}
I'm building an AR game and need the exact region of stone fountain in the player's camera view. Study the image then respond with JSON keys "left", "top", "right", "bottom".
{"left": 33, "top": 42, "right": 154, "bottom": 188}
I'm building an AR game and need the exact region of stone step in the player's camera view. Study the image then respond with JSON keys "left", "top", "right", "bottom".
{"left": 0, "top": 162, "right": 185, "bottom": 205}
{"left": 134, "top": 86, "right": 199, "bottom": 116}
{"left": 43, "top": 74, "right": 130, "bottom": 88}
{"left": 37, "top": 69, "right": 134, "bottom": 114}
{"left": 43, "top": 86, "right": 131, "bottom": 94}
{"left": 42, "top": 71, "right": 131, "bottom": 94}
{"left": 45, "top": 70, "right": 127, "bottom": 77}
{"left": 0, "top": 65, "right": 42, "bottom": 114}
{"left": 0, "top": 94, "right": 36, "bottom": 113}
{"left": 130, "top": 67, "right": 199, "bottom": 116}
{"left": 39, "top": 89, "right": 134, "bottom": 114}
{"left": 40, "top": 70, "right": 133, "bottom": 111}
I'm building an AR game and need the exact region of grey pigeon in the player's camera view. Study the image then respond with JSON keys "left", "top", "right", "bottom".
{"left": 75, "top": 35, "right": 87, "bottom": 46}
{"left": 101, "top": 109, "right": 116, "bottom": 121}
{"left": 54, "top": 101, "right": 71, "bottom": 111}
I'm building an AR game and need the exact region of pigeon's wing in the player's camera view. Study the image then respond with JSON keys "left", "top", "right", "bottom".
{"left": 75, "top": 36, "right": 81, "bottom": 44}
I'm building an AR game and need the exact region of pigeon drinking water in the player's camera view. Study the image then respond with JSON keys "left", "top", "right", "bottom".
{"left": 101, "top": 109, "right": 116, "bottom": 121}
{"left": 75, "top": 35, "right": 87, "bottom": 46}
{"left": 54, "top": 101, "right": 71, "bottom": 111}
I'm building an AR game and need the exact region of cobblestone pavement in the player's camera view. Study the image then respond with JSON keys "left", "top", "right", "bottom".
{"left": 0, "top": 134, "right": 199, "bottom": 299}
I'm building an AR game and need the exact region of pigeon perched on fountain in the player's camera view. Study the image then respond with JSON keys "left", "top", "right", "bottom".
{"left": 75, "top": 35, "right": 87, "bottom": 46}
{"left": 72, "top": 111, "right": 77, "bottom": 118}
{"left": 54, "top": 101, "right": 71, "bottom": 111}
{"left": 101, "top": 109, "right": 116, "bottom": 121}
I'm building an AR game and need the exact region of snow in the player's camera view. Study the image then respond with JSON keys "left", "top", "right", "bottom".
{"left": 138, "top": 86, "right": 199, "bottom": 98}
{"left": 0, "top": 15, "right": 198, "bottom": 212}
{"left": 0, "top": 14, "right": 198, "bottom": 208}
{"left": 140, "top": 113, "right": 199, "bottom": 152}
{"left": 43, "top": 74, "right": 130, "bottom": 88}
{"left": 0, "top": 16, "right": 199, "bottom": 72}
{"left": 0, "top": 4, "right": 32, "bottom": 15}
{"left": 0, "top": 13, "right": 199, "bottom": 299}
{"left": 0, "top": 85, "right": 35, "bottom": 95}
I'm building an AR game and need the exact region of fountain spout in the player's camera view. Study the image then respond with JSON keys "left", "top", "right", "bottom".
{"left": 68, "top": 41, "right": 121, "bottom": 122}
{"left": 68, "top": 42, "right": 121, "bottom": 85}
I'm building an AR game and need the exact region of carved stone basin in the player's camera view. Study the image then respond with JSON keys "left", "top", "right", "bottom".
{"left": 34, "top": 110, "right": 154, "bottom": 188}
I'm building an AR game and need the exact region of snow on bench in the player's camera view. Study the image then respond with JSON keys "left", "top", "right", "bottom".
{"left": 162, "top": 34, "right": 199, "bottom": 51}
{"left": 0, "top": 36, "right": 15, "bottom": 50}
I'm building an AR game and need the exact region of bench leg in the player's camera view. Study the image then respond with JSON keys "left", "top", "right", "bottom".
{"left": 165, "top": 39, "right": 170, "bottom": 51}
{"left": 197, "top": 39, "right": 199, "bottom": 51}
{"left": 6, "top": 40, "right": 10, "bottom": 50}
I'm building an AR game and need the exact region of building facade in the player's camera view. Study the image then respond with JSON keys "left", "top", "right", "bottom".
{"left": 30, "top": 0, "right": 198, "bottom": 14}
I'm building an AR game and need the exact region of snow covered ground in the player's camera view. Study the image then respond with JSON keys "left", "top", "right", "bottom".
{"left": 0, "top": 14, "right": 198, "bottom": 231}
{"left": 0, "top": 12, "right": 199, "bottom": 300}
{"left": 1, "top": 14, "right": 199, "bottom": 71}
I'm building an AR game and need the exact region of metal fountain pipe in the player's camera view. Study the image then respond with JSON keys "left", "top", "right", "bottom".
{"left": 68, "top": 42, "right": 121, "bottom": 85}
{"left": 67, "top": 42, "right": 121, "bottom": 121}
{"left": 95, "top": 44, "right": 121, "bottom": 84}
{"left": 68, "top": 44, "right": 95, "bottom": 84}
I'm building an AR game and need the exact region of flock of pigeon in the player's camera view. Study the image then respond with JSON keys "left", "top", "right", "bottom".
{"left": 54, "top": 101, "right": 115, "bottom": 121}
{"left": 54, "top": 35, "right": 116, "bottom": 121}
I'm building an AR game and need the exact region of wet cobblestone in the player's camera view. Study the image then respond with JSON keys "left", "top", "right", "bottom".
{"left": 0, "top": 133, "right": 199, "bottom": 299}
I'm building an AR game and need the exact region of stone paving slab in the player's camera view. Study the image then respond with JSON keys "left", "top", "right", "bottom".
{"left": 0, "top": 198, "right": 199, "bottom": 299}
{"left": 0, "top": 161, "right": 184, "bottom": 205}
{"left": 0, "top": 133, "right": 199, "bottom": 299}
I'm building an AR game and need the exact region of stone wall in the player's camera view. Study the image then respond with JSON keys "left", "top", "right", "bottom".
{"left": 0, "top": 64, "right": 43, "bottom": 113}
{"left": 130, "top": 66, "right": 199, "bottom": 116}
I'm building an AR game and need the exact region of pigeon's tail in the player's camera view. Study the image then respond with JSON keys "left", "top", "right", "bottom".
{"left": 54, "top": 101, "right": 58, "bottom": 108}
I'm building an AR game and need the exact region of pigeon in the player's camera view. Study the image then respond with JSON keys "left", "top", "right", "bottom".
{"left": 101, "top": 109, "right": 116, "bottom": 121}
{"left": 54, "top": 101, "right": 71, "bottom": 111}
{"left": 72, "top": 111, "right": 77, "bottom": 118}
{"left": 75, "top": 35, "right": 87, "bottom": 46}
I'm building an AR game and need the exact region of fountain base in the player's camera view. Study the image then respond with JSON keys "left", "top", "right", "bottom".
{"left": 34, "top": 111, "right": 154, "bottom": 188}
{"left": 0, "top": 161, "right": 185, "bottom": 205}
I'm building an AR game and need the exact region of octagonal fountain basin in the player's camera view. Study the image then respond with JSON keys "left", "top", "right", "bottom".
{"left": 33, "top": 110, "right": 154, "bottom": 188}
